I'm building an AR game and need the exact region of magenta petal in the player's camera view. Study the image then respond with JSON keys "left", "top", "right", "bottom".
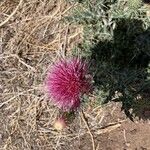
{"left": 45, "top": 58, "right": 92, "bottom": 110}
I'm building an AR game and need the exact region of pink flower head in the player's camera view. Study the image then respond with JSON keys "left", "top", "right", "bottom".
{"left": 45, "top": 58, "right": 92, "bottom": 110}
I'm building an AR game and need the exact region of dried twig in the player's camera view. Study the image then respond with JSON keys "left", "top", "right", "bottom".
{"left": 80, "top": 110, "right": 96, "bottom": 150}
{"left": 0, "top": 0, "right": 23, "bottom": 27}
{"left": 95, "top": 120, "right": 125, "bottom": 135}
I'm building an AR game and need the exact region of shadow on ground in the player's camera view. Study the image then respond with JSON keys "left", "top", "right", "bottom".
{"left": 143, "top": 0, "right": 150, "bottom": 4}
{"left": 90, "top": 18, "right": 150, "bottom": 121}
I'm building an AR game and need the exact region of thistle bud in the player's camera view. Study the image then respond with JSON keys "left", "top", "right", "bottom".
{"left": 53, "top": 118, "right": 66, "bottom": 131}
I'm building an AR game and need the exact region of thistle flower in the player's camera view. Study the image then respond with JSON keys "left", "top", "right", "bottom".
{"left": 45, "top": 58, "right": 92, "bottom": 110}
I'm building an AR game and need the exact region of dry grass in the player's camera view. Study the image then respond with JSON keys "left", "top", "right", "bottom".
{"left": 0, "top": 1, "right": 127, "bottom": 150}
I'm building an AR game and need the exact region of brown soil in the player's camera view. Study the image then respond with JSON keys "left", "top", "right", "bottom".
{"left": 59, "top": 102, "right": 150, "bottom": 150}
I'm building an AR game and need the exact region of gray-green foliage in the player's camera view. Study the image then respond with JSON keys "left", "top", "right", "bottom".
{"left": 128, "top": 0, "right": 142, "bottom": 9}
{"left": 66, "top": 0, "right": 150, "bottom": 119}
{"left": 67, "top": 0, "right": 115, "bottom": 56}
{"left": 66, "top": 0, "right": 149, "bottom": 57}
